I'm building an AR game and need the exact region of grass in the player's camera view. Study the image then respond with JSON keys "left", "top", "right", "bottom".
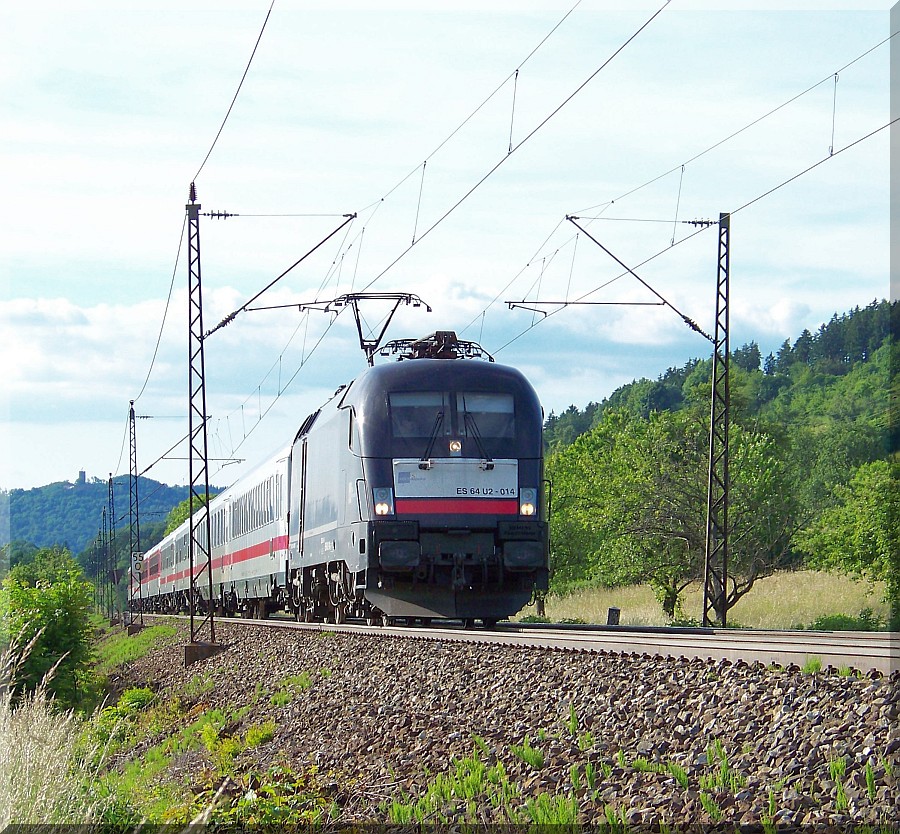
{"left": 510, "top": 735, "right": 545, "bottom": 769}
{"left": 802, "top": 656, "right": 823, "bottom": 674}
{"left": 700, "top": 739, "right": 746, "bottom": 793}
{"left": 98, "top": 700, "right": 260, "bottom": 819}
{"left": 829, "top": 755, "right": 849, "bottom": 812}
{"left": 384, "top": 748, "right": 519, "bottom": 825}
{"left": 537, "top": 570, "right": 890, "bottom": 629}
{"left": 667, "top": 761, "right": 689, "bottom": 789}
{"left": 195, "top": 763, "right": 340, "bottom": 827}
{"left": 0, "top": 641, "right": 110, "bottom": 826}
{"left": 525, "top": 792, "right": 578, "bottom": 826}
{"left": 184, "top": 672, "right": 215, "bottom": 699}
{"left": 94, "top": 622, "right": 179, "bottom": 675}
{"left": 270, "top": 671, "right": 315, "bottom": 706}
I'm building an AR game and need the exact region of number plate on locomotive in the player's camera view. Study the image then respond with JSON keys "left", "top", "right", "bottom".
{"left": 393, "top": 458, "right": 518, "bottom": 498}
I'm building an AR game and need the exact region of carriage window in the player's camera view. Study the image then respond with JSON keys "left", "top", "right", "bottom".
{"left": 458, "top": 392, "right": 515, "bottom": 438}
{"left": 389, "top": 392, "right": 450, "bottom": 437}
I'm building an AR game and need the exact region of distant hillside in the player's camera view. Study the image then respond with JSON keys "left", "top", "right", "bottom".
{"left": 0, "top": 475, "right": 215, "bottom": 554}
{"left": 544, "top": 298, "right": 894, "bottom": 453}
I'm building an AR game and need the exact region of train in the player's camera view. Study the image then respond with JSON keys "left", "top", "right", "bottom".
{"left": 131, "top": 331, "right": 549, "bottom": 626}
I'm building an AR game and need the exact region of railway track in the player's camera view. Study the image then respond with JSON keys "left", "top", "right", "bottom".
{"left": 144, "top": 614, "right": 899, "bottom": 674}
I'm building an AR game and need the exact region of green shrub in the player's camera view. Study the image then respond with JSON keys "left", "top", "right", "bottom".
{"left": 805, "top": 608, "right": 884, "bottom": 632}
{"left": 0, "top": 548, "right": 94, "bottom": 710}
{"left": 244, "top": 720, "right": 276, "bottom": 747}
{"left": 117, "top": 687, "right": 155, "bottom": 713}
{"left": 279, "top": 672, "right": 313, "bottom": 690}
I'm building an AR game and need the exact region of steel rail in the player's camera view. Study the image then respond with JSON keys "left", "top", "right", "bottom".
{"left": 144, "top": 614, "right": 898, "bottom": 675}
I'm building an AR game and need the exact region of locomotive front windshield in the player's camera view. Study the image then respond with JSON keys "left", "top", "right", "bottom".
{"left": 389, "top": 391, "right": 516, "bottom": 457}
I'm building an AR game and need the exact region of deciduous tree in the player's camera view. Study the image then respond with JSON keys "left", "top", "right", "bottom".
{"left": 0, "top": 547, "right": 94, "bottom": 709}
{"left": 547, "top": 408, "right": 802, "bottom": 619}
{"left": 796, "top": 460, "right": 898, "bottom": 628}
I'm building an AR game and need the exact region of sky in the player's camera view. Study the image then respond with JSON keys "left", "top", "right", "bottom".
{"left": 0, "top": 1, "right": 893, "bottom": 503}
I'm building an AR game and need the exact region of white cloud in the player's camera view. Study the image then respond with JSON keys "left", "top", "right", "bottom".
{"left": 0, "top": 5, "right": 889, "bottom": 489}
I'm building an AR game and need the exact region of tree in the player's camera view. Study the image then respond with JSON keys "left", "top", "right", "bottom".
{"left": 793, "top": 329, "right": 814, "bottom": 365}
{"left": 547, "top": 408, "right": 802, "bottom": 619}
{"left": 164, "top": 492, "right": 216, "bottom": 535}
{"left": 774, "top": 339, "right": 793, "bottom": 373}
{"left": 795, "top": 460, "right": 898, "bottom": 629}
{"left": 0, "top": 547, "right": 94, "bottom": 709}
{"left": 546, "top": 410, "right": 655, "bottom": 593}
{"left": 732, "top": 341, "right": 761, "bottom": 373}
{"left": 1, "top": 540, "right": 39, "bottom": 572}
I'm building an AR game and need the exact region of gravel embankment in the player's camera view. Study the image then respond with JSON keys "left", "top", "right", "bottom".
{"left": 115, "top": 619, "right": 899, "bottom": 828}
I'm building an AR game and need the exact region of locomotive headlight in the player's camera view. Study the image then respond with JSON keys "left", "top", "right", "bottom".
{"left": 373, "top": 487, "right": 395, "bottom": 516}
{"left": 449, "top": 439, "right": 462, "bottom": 455}
{"left": 519, "top": 488, "right": 537, "bottom": 517}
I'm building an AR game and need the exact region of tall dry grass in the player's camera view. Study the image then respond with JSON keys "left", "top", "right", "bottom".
{"left": 0, "top": 640, "right": 106, "bottom": 828}
{"left": 540, "top": 570, "right": 890, "bottom": 629}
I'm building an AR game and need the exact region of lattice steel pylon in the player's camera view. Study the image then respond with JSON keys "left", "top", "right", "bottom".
{"left": 109, "top": 473, "right": 122, "bottom": 621}
{"left": 186, "top": 183, "right": 216, "bottom": 647}
{"left": 702, "top": 212, "right": 731, "bottom": 627}
{"left": 108, "top": 474, "right": 116, "bottom": 574}
{"left": 101, "top": 506, "right": 109, "bottom": 619}
{"left": 128, "top": 402, "right": 142, "bottom": 624}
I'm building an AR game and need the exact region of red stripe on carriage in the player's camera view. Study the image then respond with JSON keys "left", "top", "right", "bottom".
{"left": 154, "top": 534, "right": 289, "bottom": 587}
{"left": 395, "top": 498, "right": 519, "bottom": 515}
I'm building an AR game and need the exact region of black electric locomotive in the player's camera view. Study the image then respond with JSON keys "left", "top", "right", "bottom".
{"left": 136, "top": 332, "right": 549, "bottom": 626}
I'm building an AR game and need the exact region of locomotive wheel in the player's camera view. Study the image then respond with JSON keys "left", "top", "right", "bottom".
{"left": 483, "top": 618, "right": 498, "bottom": 630}
{"left": 333, "top": 601, "right": 347, "bottom": 625}
{"left": 463, "top": 618, "right": 476, "bottom": 630}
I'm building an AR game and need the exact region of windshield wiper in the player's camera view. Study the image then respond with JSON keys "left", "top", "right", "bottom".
{"left": 419, "top": 410, "right": 444, "bottom": 468}
{"left": 463, "top": 411, "right": 494, "bottom": 470}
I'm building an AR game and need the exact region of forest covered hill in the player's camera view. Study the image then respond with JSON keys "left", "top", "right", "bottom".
{"left": 544, "top": 298, "right": 893, "bottom": 452}
{"left": 0, "top": 476, "right": 212, "bottom": 555}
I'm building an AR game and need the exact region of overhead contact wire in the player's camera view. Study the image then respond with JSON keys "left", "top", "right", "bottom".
{"left": 508, "top": 69, "right": 519, "bottom": 154}
{"left": 493, "top": 117, "right": 895, "bottom": 355}
{"left": 361, "top": 1, "right": 671, "bottom": 292}
{"left": 488, "top": 34, "right": 894, "bottom": 353}
{"left": 575, "top": 29, "right": 896, "bottom": 215}
{"left": 205, "top": 213, "right": 356, "bottom": 337}
{"left": 376, "top": 0, "right": 584, "bottom": 207}
{"left": 210, "top": 312, "right": 343, "bottom": 480}
{"left": 134, "top": 214, "right": 187, "bottom": 403}
{"left": 193, "top": 0, "right": 276, "bottom": 182}
{"left": 829, "top": 73, "right": 839, "bottom": 155}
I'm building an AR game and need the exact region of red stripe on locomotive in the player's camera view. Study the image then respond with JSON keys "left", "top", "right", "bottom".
{"left": 395, "top": 498, "right": 518, "bottom": 515}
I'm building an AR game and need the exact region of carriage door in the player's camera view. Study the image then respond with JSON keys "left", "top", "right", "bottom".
{"left": 288, "top": 438, "right": 308, "bottom": 562}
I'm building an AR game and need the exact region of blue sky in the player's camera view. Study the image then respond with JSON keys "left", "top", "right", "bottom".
{"left": 0, "top": 1, "right": 892, "bottom": 494}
